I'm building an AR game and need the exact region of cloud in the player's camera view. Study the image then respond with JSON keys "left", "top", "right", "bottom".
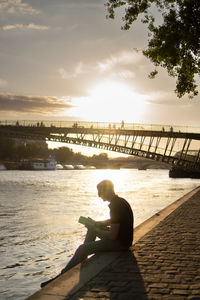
{"left": 95, "top": 50, "right": 146, "bottom": 80}
{"left": 55, "top": 1, "right": 103, "bottom": 9}
{"left": 58, "top": 51, "right": 140, "bottom": 81}
{"left": 2, "top": 23, "right": 49, "bottom": 31}
{"left": 65, "top": 24, "right": 79, "bottom": 32}
{"left": 0, "top": 78, "right": 8, "bottom": 87}
{"left": 58, "top": 62, "right": 84, "bottom": 79}
{"left": 0, "top": 94, "right": 72, "bottom": 114}
{"left": 0, "top": 0, "right": 39, "bottom": 15}
{"left": 111, "top": 70, "right": 135, "bottom": 79}
{"left": 145, "top": 90, "right": 196, "bottom": 107}
{"left": 27, "top": 23, "right": 48, "bottom": 30}
{"left": 3, "top": 24, "right": 23, "bottom": 30}
{"left": 97, "top": 51, "right": 143, "bottom": 72}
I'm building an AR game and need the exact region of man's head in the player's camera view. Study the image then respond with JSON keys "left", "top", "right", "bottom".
{"left": 97, "top": 180, "right": 115, "bottom": 201}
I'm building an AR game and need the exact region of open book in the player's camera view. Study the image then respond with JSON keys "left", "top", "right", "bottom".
{"left": 78, "top": 216, "right": 96, "bottom": 228}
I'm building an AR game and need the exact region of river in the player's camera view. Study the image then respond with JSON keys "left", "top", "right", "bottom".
{"left": 0, "top": 169, "right": 199, "bottom": 299}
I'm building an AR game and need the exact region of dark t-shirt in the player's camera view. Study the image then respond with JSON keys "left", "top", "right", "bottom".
{"left": 109, "top": 195, "right": 134, "bottom": 247}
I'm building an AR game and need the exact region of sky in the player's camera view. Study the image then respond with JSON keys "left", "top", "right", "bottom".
{"left": 0, "top": 0, "right": 200, "bottom": 130}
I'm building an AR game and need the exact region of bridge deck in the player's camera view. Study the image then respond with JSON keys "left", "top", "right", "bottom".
{"left": 1, "top": 124, "right": 200, "bottom": 140}
{"left": 0, "top": 121, "right": 200, "bottom": 172}
{"left": 0, "top": 120, "right": 200, "bottom": 134}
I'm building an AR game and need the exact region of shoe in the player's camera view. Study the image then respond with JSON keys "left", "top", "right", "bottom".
{"left": 40, "top": 274, "right": 60, "bottom": 288}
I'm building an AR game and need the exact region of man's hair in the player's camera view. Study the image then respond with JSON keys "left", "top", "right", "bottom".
{"left": 97, "top": 180, "right": 114, "bottom": 194}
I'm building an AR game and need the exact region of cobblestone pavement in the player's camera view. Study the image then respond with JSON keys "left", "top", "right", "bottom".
{"left": 68, "top": 190, "right": 200, "bottom": 300}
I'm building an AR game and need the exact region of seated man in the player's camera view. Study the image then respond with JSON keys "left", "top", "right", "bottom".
{"left": 41, "top": 179, "right": 134, "bottom": 287}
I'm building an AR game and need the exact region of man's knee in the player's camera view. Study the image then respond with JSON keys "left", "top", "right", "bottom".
{"left": 75, "top": 244, "right": 87, "bottom": 257}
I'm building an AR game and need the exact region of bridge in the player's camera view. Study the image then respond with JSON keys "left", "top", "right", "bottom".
{"left": 0, "top": 120, "right": 200, "bottom": 173}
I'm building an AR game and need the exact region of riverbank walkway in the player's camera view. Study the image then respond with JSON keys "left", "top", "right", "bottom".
{"left": 27, "top": 187, "right": 200, "bottom": 300}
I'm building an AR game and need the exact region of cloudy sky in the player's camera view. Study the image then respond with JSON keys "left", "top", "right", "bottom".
{"left": 0, "top": 0, "right": 200, "bottom": 128}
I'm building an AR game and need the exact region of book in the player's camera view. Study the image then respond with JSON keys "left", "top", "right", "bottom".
{"left": 78, "top": 216, "right": 96, "bottom": 228}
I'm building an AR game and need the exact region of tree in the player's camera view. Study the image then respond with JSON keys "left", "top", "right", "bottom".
{"left": 52, "top": 147, "right": 74, "bottom": 164}
{"left": 105, "top": 0, "right": 200, "bottom": 98}
{"left": 0, "top": 137, "right": 17, "bottom": 160}
{"left": 92, "top": 153, "right": 109, "bottom": 161}
{"left": 15, "top": 141, "right": 48, "bottom": 160}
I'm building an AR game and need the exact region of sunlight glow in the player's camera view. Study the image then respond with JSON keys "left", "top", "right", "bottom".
{"left": 67, "top": 81, "right": 149, "bottom": 123}
{"left": 93, "top": 169, "right": 128, "bottom": 191}
{"left": 90, "top": 169, "right": 129, "bottom": 220}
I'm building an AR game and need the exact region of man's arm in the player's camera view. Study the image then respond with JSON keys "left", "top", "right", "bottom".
{"left": 79, "top": 217, "right": 111, "bottom": 229}
{"left": 95, "top": 219, "right": 111, "bottom": 227}
{"left": 95, "top": 223, "right": 120, "bottom": 240}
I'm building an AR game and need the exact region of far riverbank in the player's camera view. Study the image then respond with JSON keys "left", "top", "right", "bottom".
{"left": 1, "top": 156, "right": 170, "bottom": 171}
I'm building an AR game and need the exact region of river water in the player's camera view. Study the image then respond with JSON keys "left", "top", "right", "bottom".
{"left": 0, "top": 169, "right": 199, "bottom": 299}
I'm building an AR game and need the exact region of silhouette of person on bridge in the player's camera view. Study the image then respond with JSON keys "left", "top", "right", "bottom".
{"left": 41, "top": 180, "right": 134, "bottom": 287}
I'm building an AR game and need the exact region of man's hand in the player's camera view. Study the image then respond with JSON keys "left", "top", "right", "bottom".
{"left": 96, "top": 223, "right": 120, "bottom": 240}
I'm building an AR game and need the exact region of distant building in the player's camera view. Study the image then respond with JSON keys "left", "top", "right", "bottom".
{"left": 20, "top": 158, "right": 56, "bottom": 170}
{"left": 15, "top": 138, "right": 47, "bottom": 148}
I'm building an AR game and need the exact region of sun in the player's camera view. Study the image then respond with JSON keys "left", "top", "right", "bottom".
{"left": 68, "top": 80, "right": 149, "bottom": 123}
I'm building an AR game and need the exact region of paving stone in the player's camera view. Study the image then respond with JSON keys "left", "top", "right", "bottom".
{"left": 148, "top": 283, "right": 168, "bottom": 288}
{"left": 172, "top": 289, "right": 190, "bottom": 295}
{"left": 108, "top": 281, "right": 127, "bottom": 287}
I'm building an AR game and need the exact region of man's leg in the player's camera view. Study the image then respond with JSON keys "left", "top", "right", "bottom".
{"left": 61, "top": 238, "right": 127, "bottom": 274}
{"left": 60, "top": 227, "right": 97, "bottom": 274}
{"left": 84, "top": 227, "right": 96, "bottom": 243}
{"left": 60, "top": 225, "right": 109, "bottom": 273}
{"left": 41, "top": 238, "right": 127, "bottom": 287}
{"left": 40, "top": 227, "right": 97, "bottom": 288}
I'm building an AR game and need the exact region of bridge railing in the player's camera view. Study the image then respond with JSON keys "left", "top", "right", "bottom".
{"left": 0, "top": 120, "right": 200, "bottom": 134}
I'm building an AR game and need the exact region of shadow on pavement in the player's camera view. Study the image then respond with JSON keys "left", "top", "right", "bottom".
{"left": 67, "top": 250, "right": 148, "bottom": 300}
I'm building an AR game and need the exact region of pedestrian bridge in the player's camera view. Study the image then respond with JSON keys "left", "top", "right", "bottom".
{"left": 0, "top": 120, "right": 200, "bottom": 172}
